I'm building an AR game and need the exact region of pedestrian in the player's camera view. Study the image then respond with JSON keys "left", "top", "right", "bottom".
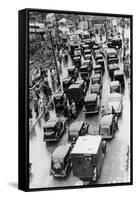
{"left": 29, "top": 108, "right": 33, "bottom": 119}
{"left": 101, "top": 105, "right": 106, "bottom": 117}
{"left": 64, "top": 105, "right": 69, "bottom": 118}
{"left": 63, "top": 93, "right": 67, "bottom": 107}
{"left": 111, "top": 106, "right": 115, "bottom": 115}
{"left": 71, "top": 100, "right": 76, "bottom": 119}
{"left": 35, "top": 85, "right": 40, "bottom": 101}
{"left": 34, "top": 100, "right": 39, "bottom": 118}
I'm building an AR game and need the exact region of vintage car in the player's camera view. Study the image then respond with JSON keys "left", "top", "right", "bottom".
{"left": 84, "top": 54, "right": 92, "bottom": 60}
{"left": 99, "top": 114, "right": 118, "bottom": 139}
{"left": 110, "top": 81, "right": 121, "bottom": 93}
{"left": 93, "top": 64, "right": 103, "bottom": 75}
{"left": 71, "top": 135, "right": 106, "bottom": 182}
{"left": 50, "top": 144, "right": 72, "bottom": 177}
{"left": 90, "top": 83, "right": 102, "bottom": 98}
{"left": 107, "top": 93, "right": 123, "bottom": 115}
{"left": 83, "top": 49, "right": 91, "bottom": 57}
{"left": 94, "top": 53, "right": 103, "bottom": 61}
{"left": 92, "top": 44, "right": 100, "bottom": 52}
{"left": 68, "top": 121, "right": 89, "bottom": 144}
{"left": 82, "top": 59, "right": 93, "bottom": 73}
{"left": 67, "top": 83, "right": 84, "bottom": 106}
{"left": 62, "top": 76, "right": 75, "bottom": 93}
{"left": 84, "top": 93, "right": 100, "bottom": 114}
{"left": 95, "top": 58, "right": 105, "bottom": 72}
{"left": 107, "top": 57, "right": 119, "bottom": 66}
{"left": 91, "top": 73, "right": 102, "bottom": 88}
{"left": 53, "top": 92, "right": 66, "bottom": 108}
{"left": 73, "top": 56, "right": 82, "bottom": 68}
{"left": 74, "top": 48, "right": 82, "bottom": 58}
{"left": 107, "top": 48, "right": 118, "bottom": 63}
{"left": 113, "top": 70, "right": 125, "bottom": 88}
{"left": 108, "top": 63, "right": 120, "bottom": 79}
{"left": 68, "top": 65, "right": 77, "bottom": 77}
{"left": 81, "top": 44, "right": 90, "bottom": 52}
{"left": 43, "top": 119, "right": 66, "bottom": 142}
{"left": 107, "top": 38, "right": 122, "bottom": 49}
{"left": 80, "top": 66, "right": 90, "bottom": 86}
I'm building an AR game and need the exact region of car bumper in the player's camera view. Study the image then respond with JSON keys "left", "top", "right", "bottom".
{"left": 84, "top": 110, "right": 99, "bottom": 114}
{"left": 100, "top": 135, "right": 113, "bottom": 139}
{"left": 44, "top": 137, "right": 58, "bottom": 142}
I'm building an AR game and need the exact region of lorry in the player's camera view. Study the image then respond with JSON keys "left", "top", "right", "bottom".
{"left": 71, "top": 135, "right": 106, "bottom": 184}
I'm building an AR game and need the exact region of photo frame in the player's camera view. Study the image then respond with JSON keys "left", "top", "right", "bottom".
{"left": 18, "top": 8, "right": 133, "bottom": 191}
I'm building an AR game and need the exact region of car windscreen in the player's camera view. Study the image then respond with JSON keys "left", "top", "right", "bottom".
{"left": 108, "top": 96, "right": 121, "bottom": 102}
{"left": 100, "top": 126, "right": 110, "bottom": 135}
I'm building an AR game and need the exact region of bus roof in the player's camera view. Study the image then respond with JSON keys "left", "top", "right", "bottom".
{"left": 71, "top": 135, "right": 102, "bottom": 155}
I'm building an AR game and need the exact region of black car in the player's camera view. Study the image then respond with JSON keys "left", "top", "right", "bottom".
{"left": 67, "top": 83, "right": 84, "bottom": 106}
{"left": 108, "top": 64, "right": 120, "bottom": 79}
{"left": 68, "top": 121, "right": 89, "bottom": 144}
{"left": 53, "top": 92, "right": 66, "bottom": 108}
{"left": 84, "top": 93, "right": 100, "bottom": 114}
{"left": 93, "top": 64, "right": 103, "bottom": 75}
{"left": 50, "top": 144, "right": 72, "bottom": 177}
{"left": 91, "top": 73, "right": 102, "bottom": 88}
{"left": 43, "top": 119, "right": 66, "bottom": 142}
{"left": 113, "top": 70, "right": 125, "bottom": 88}
{"left": 90, "top": 83, "right": 102, "bottom": 98}
{"left": 62, "top": 76, "right": 75, "bottom": 93}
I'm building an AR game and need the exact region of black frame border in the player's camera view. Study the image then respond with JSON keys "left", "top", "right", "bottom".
{"left": 18, "top": 8, "right": 133, "bottom": 192}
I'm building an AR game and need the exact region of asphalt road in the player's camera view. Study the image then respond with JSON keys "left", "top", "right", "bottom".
{"left": 29, "top": 27, "right": 131, "bottom": 189}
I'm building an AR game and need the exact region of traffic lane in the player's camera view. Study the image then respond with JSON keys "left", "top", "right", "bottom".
{"left": 98, "top": 82, "right": 130, "bottom": 184}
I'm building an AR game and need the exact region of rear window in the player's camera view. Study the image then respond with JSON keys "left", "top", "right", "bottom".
{"left": 44, "top": 127, "right": 55, "bottom": 132}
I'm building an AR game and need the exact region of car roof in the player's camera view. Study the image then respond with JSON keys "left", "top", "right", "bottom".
{"left": 108, "top": 93, "right": 122, "bottom": 99}
{"left": 68, "top": 65, "right": 75, "bottom": 70}
{"left": 84, "top": 49, "right": 91, "bottom": 52}
{"left": 93, "top": 64, "right": 102, "bottom": 69}
{"left": 63, "top": 76, "right": 71, "bottom": 81}
{"left": 75, "top": 79, "right": 84, "bottom": 84}
{"left": 100, "top": 114, "right": 113, "bottom": 126}
{"left": 114, "top": 70, "right": 124, "bottom": 76}
{"left": 91, "top": 83, "right": 100, "bottom": 90}
{"left": 54, "top": 93, "right": 63, "bottom": 98}
{"left": 107, "top": 48, "right": 117, "bottom": 54}
{"left": 69, "top": 121, "right": 84, "bottom": 132}
{"left": 71, "top": 135, "right": 101, "bottom": 155}
{"left": 52, "top": 144, "right": 71, "bottom": 160}
{"left": 44, "top": 120, "right": 58, "bottom": 128}
{"left": 95, "top": 53, "right": 103, "bottom": 57}
{"left": 73, "top": 56, "right": 80, "bottom": 59}
{"left": 108, "top": 64, "right": 119, "bottom": 70}
{"left": 81, "top": 65, "right": 88, "bottom": 69}
{"left": 83, "top": 60, "right": 90, "bottom": 63}
{"left": 92, "top": 73, "right": 101, "bottom": 78}
{"left": 84, "top": 93, "right": 97, "bottom": 102}
{"left": 68, "top": 84, "right": 81, "bottom": 90}
{"left": 110, "top": 81, "right": 120, "bottom": 87}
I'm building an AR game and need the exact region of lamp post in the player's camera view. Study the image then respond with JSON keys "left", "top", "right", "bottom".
{"left": 47, "top": 23, "right": 60, "bottom": 86}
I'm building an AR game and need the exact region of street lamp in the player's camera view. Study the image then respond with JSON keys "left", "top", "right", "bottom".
{"left": 47, "top": 23, "right": 60, "bottom": 86}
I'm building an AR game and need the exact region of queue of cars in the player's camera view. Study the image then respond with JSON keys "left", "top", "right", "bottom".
{"left": 41, "top": 35, "right": 125, "bottom": 184}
